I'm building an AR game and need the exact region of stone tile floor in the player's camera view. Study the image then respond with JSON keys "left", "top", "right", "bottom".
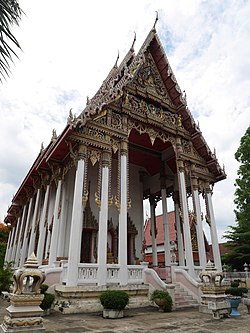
{"left": 0, "top": 299, "right": 249, "bottom": 333}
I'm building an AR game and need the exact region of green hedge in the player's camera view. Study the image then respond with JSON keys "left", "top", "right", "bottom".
{"left": 99, "top": 290, "right": 129, "bottom": 310}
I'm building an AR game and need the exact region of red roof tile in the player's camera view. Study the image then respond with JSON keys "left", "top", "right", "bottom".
{"left": 144, "top": 211, "right": 176, "bottom": 246}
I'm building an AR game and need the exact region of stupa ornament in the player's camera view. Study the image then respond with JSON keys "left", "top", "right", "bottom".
{"left": 199, "top": 260, "right": 225, "bottom": 294}
{"left": 0, "top": 253, "right": 46, "bottom": 332}
{"left": 13, "top": 252, "right": 45, "bottom": 295}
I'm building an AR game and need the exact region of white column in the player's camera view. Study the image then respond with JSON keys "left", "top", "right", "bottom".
{"left": 4, "top": 229, "right": 12, "bottom": 262}
{"left": 6, "top": 226, "right": 15, "bottom": 263}
{"left": 192, "top": 186, "right": 206, "bottom": 268}
{"left": 4, "top": 228, "right": 12, "bottom": 263}
{"left": 66, "top": 147, "right": 86, "bottom": 286}
{"left": 173, "top": 191, "right": 185, "bottom": 266}
{"left": 118, "top": 143, "right": 128, "bottom": 285}
{"left": 149, "top": 196, "right": 158, "bottom": 268}
{"left": 20, "top": 196, "right": 34, "bottom": 267}
{"left": 162, "top": 188, "right": 171, "bottom": 266}
{"left": 49, "top": 178, "right": 62, "bottom": 266}
{"left": 44, "top": 191, "right": 55, "bottom": 259}
{"left": 175, "top": 203, "right": 185, "bottom": 266}
{"left": 57, "top": 180, "right": 67, "bottom": 257}
{"left": 14, "top": 204, "right": 28, "bottom": 267}
{"left": 97, "top": 152, "right": 110, "bottom": 286}
{"left": 37, "top": 183, "right": 50, "bottom": 265}
{"left": 178, "top": 166, "right": 195, "bottom": 277}
{"left": 205, "top": 186, "right": 222, "bottom": 271}
{"left": 28, "top": 188, "right": 41, "bottom": 256}
{"left": 10, "top": 217, "right": 21, "bottom": 263}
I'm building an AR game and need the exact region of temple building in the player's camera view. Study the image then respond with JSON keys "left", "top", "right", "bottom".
{"left": 144, "top": 212, "right": 213, "bottom": 268}
{"left": 4, "top": 23, "right": 226, "bottom": 310}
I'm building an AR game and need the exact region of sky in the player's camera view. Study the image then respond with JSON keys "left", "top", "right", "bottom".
{"left": 0, "top": 0, "right": 249, "bottom": 243}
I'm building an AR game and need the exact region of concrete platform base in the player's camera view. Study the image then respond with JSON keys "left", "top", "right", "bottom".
{"left": 54, "top": 284, "right": 150, "bottom": 314}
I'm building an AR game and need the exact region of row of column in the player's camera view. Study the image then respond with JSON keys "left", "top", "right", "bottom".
{"left": 66, "top": 142, "right": 129, "bottom": 287}
{"left": 149, "top": 159, "right": 222, "bottom": 278}
{"left": 5, "top": 168, "right": 67, "bottom": 270}
{"left": 5, "top": 142, "right": 129, "bottom": 287}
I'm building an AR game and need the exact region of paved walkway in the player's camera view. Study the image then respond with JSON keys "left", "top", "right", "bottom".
{"left": 0, "top": 299, "right": 249, "bottom": 333}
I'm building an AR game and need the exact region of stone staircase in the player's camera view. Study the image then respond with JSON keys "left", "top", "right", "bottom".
{"left": 174, "top": 282, "right": 199, "bottom": 310}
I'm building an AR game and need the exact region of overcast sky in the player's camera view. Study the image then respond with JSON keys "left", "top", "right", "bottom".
{"left": 0, "top": 0, "right": 249, "bottom": 243}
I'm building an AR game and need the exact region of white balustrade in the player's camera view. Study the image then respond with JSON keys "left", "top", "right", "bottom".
{"left": 107, "top": 265, "right": 120, "bottom": 283}
{"left": 60, "top": 263, "right": 145, "bottom": 285}
{"left": 78, "top": 263, "right": 98, "bottom": 284}
{"left": 128, "top": 265, "right": 143, "bottom": 284}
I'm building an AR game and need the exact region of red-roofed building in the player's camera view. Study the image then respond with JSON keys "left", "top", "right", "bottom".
{"left": 144, "top": 212, "right": 213, "bottom": 267}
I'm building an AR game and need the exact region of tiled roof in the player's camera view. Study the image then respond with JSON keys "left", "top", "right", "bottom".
{"left": 144, "top": 211, "right": 176, "bottom": 246}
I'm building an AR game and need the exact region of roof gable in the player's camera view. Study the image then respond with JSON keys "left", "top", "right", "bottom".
{"left": 127, "top": 51, "right": 175, "bottom": 110}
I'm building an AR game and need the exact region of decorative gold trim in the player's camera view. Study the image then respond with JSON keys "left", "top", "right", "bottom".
{"left": 115, "top": 195, "right": 120, "bottom": 213}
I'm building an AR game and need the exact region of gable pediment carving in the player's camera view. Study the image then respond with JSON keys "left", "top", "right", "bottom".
{"left": 128, "top": 52, "right": 175, "bottom": 109}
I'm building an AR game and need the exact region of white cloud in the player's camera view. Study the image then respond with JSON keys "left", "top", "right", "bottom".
{"left": 0, "top": 0, "right": 249, "bottom": 244}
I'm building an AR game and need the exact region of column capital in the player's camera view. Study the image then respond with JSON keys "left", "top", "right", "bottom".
{"left": 191, "top": 176, "right": 199, "bottom": 191}
{"left": 205, "top": 181, "right": 212, "bottom": 193}
{"left": 101, "top": 150, "right": 111, "bottom": 167}
{"left": 15, "top": 194, "right": 28, "bottom": 207}
{"left": 39, "top": 170, "right": 51, "bottom": 188}
{"left": 24, "top": 186, "right": 35, "bottom": 199}
{"left": 31, "top": 174, "right": 42, "bottom": 190}
{"left": 78, "top": 144, "right": 87, "bottom": 160}
{"left": 177, "top": 159, "right": 185, "bottom": 172}
{"left": 48, "top": 161, "right": 64, "bottom": 182}
{"left": 120, "top": 140, "right": 128, "bottom": 156}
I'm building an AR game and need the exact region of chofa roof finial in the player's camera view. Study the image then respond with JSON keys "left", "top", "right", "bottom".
{"left": 153, "top": 11, "right": 159, "bottom": 30}
{"left": 130, "top": 31, "right": 136, "bottom": 52}
{"left": 114, "top": 50, "right": 119, "bottom": 68}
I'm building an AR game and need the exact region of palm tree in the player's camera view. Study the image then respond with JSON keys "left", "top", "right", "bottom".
{"left": 0, "top": 0, "right": 22, "bottom": 82}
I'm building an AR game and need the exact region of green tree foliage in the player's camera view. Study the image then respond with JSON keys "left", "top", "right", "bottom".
{"left": 0, "top": 223, "right": 9, "bottom": 268}
{"left": 0, "top": 0, "right": 23, "bottom": 81}
{"left": 0, "top": 223, "right": 12, "bottom": 292}
{"left": 223, "top": 125, "right": 250, "bottom": 269}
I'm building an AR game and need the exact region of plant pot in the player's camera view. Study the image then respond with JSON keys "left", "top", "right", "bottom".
{"left": 226, "top": 297, "right": 241, "bottom": 317}
{"left": 154, "top": 298, "right": 167, "bottom": 312}
{"left": 103, "top": 309, "right": 124, "bottom": 319}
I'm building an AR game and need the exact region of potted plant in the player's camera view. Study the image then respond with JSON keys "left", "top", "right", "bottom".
{"left": 225, "top": 280, "right": 248, "bottom": 317}
{"left": 150, "top": 289, "right": 173, "bottom": 312}
{"left": 40, "top": 284, "right": 55, "bottom": 315}
{"left": 99, "top": 290, "right": 129, "bottom": 319}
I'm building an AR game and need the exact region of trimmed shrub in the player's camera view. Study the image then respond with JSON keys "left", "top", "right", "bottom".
{"left": 231, "top": 280, "right": 240, "bottom": 288}
{"left": 99, "top": 290, "right": 129, "bottom": 311}
{"left": 40, "top": 284, "right": 49, "bottom": 294}
{"left": 40, "top": 284, "right": 55, "bottom": 311}
{"left": 40, "top": 292, "right": 55, "bottom": 310}
{"left": 150, "top": 289, "right": 173, "bottom": 312}
{"left": 225, "top": 287, "right": 248, "bottom": 297}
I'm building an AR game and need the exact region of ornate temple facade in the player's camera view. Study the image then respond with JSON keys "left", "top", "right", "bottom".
{"left": 4, "top": 26, "right": 226, "bottom": 295}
